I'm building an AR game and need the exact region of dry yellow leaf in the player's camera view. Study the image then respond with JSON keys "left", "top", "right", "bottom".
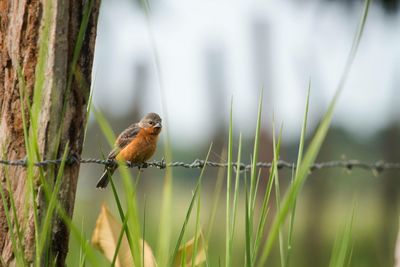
{"left": 92, "top": 203, "right": 157, "bottom": 267}
{"left": 173, "top": 232, "right": 206, "bottom": 267}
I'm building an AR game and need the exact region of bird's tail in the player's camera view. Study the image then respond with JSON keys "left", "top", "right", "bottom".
{"left": 96, "top": 166, "right": 116, "bottom": 189}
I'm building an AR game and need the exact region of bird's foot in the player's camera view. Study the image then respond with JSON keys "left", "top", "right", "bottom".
{"left": 138, "top": 162, "right": 148, "bottom": 172}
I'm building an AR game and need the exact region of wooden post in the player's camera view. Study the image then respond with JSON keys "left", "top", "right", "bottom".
{"left": 0, "top": 0, "right": 100, "bottom": 265}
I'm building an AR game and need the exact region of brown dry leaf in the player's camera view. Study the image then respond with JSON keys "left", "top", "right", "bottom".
{"left": 173, "top": 232, "right": 206, "bottom": 267}
{"left": 92, "top": 203, "right": 157, "bottom": 267}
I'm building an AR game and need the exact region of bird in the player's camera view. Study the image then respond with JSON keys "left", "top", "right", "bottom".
{"left": 96, "top": 112, "right": 162, "bottom": 188}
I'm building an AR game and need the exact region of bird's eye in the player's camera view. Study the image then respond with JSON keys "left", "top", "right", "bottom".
{"left": 149, "top": 121, "right": 154, "bottom": 125}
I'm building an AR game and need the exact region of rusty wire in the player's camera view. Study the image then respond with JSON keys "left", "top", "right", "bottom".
{"left": 0, "top": 157, "right": 399, "bottom": 173}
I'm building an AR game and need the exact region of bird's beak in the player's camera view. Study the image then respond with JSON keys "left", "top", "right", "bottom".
{"left": 154, "top": 122, "right": 162, "bottom": 129}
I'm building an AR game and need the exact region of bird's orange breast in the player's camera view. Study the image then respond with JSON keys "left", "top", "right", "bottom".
{"left": 116, "top": 128, "right": 159, "bottom": 163}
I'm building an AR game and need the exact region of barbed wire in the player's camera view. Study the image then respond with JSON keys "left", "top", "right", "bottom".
{"left": 0, "top": 157, "right": 399, "bottom": 173}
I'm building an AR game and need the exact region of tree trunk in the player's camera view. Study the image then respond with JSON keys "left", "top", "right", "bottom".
{"left": 0, "top": 0, "right": 100, "bottom": 265}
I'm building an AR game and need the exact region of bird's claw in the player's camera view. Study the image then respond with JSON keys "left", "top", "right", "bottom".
{"left": 138, "top": 162, "right": 148, "bottom": 171}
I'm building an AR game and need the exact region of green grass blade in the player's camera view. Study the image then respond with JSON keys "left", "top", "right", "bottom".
{"left": 142, "top": 197, "right": 147, "bottom": 267}
{"left": 346, "top": 247, "right": 354, "bottom": 267}
{"left": 248, "top": 90, "right": 263, "bottom": 264}
{"left": 93, "top": 105, "right": 142, "bottom": 266}
{"left": 285, "top": 167, "right": 296, "bottom": 267}
{"left": 170, "top": 144, "right": 212, "bottom": 265}
{"left": 337, "top": 0, "right": 371, "bottom": 93}
{"left": 15, "top": 64, "right": 35, "bottom": 250}
{"left": 181, "top": 248, "right": 187, "bottom": 267}
{"left": 272, "top": 122, "right": 285, "bottom": 267}
{"left": 92, "top": 107, "right": 136, "bottom": 259}
{"left": 205, "top": 148, "right": 226, "bottom": 243}
{"left": 250, "top": 90, "right": 263, "bottom": 212}
{"left": 78, "top": 221, "right": 88, "bottom": 267}
{"left": 226, "top": 98, "right": 233, "bottom": 267}
{"left": 32, "top": 0, "right": 52, "bottom": 122}
{"left": 38, "top": 144, "right": 70, "bottom": 260}
{"left": 156, "top": 158, "right": 173, "bottom": 266}
{"left": 328, "top": 206, "right": 356, "bottom": 267}
{"left": 244, "top": 174, "right": 251, "bottom": 267}
{"left": 230, "top": 134, "right": 242, "bottom": 246}
{"left": 111, "top": 208, "right": 131, "bottom": 267}
{"left": 285, "top": 82, "right": 311, "bottom": 267}
{"left": 30, "top": 0, "right": 56, "bottom": 264}
{"left": 0, "top": 154, "right": 26, "bottom": 266}
{"left": 109, "top": 175, "right": 136, "bottom": 264}
{"left": 0, "top": 170, "right": 26, "bottom": 266}
{"left": 252, "top": 168, "right": 262, "bottom": 213}
{"left": 83, "top": 82, "right": 96, "bottom": 145}
{"left": 65, "top": 0, "right": 94, "bottom": 96}
{"left": 26, "top": 156, "right": 41, "bottom": 267}
{"left": 252, "top": 138, "right": 281, "bottom": 265}
{"left": 29, "top": 175, "right": 101, "bottom": 266}
{"left": 191, "top": 182, "right": 202, "bottom": 267}
{"left": 92, "top": 107, "right": 116, "bottom": 146}
{"left": 139, "top": 1, "right": 174, "bottom": 263}
{"left": 56, "top": 202, "right": 102, "bottom": 266}
{"left": 94, "top": 108, "right": 140, "bottom": 264}
{"left": 296, "top": 81, "right": 311, "bottom": 175}
{"left": 119, "top": 165, "right": 142, "bottom": 266}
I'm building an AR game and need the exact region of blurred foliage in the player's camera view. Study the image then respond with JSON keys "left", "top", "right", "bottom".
{"left": 68, "top": 117, "right": 400, "bottom": 266}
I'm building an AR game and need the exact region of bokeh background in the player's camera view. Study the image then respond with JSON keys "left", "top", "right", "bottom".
{"left": 68, "top": 0, "right": 400, "bottom": 266}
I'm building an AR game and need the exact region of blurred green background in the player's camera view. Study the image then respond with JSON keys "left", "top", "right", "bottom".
{"left": 68, "top": 0, "right": 400, "bottom": 266}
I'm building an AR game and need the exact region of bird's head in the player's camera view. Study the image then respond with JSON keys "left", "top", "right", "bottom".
{"left": 139, "top": 112, "right": 162, "bottom": 135}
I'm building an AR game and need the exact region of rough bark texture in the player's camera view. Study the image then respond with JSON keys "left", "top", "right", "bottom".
{"left": 0, "top": 0, "right": 100, "bottom": 265}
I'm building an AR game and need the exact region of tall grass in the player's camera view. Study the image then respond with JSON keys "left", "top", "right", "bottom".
{"left": 225, "top": 99, "right": 234, "bottom": 267}
{"left": 258, "top": 0, "right": 370, "bottom": 265}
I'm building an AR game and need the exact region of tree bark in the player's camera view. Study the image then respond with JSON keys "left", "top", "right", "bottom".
{"left": 0, "top": 0, "right": 100, "bottom": 265}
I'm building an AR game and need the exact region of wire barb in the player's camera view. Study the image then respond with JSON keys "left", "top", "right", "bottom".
{"left": 0, "top": 157, "right": 399, "bottom": 173}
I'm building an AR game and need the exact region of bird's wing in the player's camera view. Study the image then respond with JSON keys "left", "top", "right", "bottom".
{"left": 107, "top": 123, "right": 141, "bottom": 159}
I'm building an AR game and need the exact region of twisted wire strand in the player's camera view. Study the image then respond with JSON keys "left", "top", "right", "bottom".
{"left": 0, "top": 157, "right": 399, "bottom": 173}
